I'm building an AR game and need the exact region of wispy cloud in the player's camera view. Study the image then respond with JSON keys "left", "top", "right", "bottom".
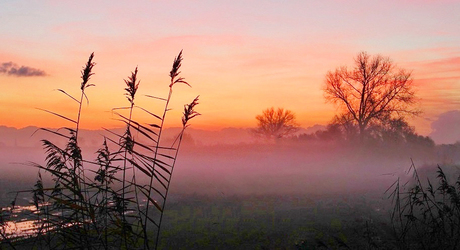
{"left": 0, "top": 62, "right": 47, "bottom": 77}
{"left": 423, "top": 57, "right": 460, "bottom": 74}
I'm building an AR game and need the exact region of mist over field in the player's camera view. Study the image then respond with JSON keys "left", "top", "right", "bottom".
{"left": 1, "top": 123, "right": 460, "bottom": 249}
{"left": 1, "top": 124, "right": 459, "bottom": 204}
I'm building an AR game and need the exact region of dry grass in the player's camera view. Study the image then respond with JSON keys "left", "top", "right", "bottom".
{"left": 1, "top": 51, "right": 199, "bottom": 250}
{"left": 387, "top": 160, "right": 460, "bottom": 249}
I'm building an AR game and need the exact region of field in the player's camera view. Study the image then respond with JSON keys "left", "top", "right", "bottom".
{"left": 3, "top": 140, "right": 459, "bottom": 249}
{"left": 157, "top": 192, "right": 394, "bottom": 249}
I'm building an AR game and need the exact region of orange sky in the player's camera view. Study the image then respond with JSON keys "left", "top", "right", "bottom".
{"left": 1, "top": 1, "right": 459, "bottom": 135}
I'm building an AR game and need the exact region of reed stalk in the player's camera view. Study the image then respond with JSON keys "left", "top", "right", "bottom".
{"left": 6, "top": 50, "right": 199, "bottom": 250}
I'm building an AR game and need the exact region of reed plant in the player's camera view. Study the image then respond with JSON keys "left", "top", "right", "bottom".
{"left": 4, "top": 51, "right": 199, "bottom": 249}
{"left": 0, "top": 203, "right": 16, "bottom": 249}
{"left": 387, "top": 160, "right": 460, "bottom": 249}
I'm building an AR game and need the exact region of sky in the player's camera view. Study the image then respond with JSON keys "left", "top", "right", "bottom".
{"left": 0, "top": 0, "right": 459, "bottom": 135}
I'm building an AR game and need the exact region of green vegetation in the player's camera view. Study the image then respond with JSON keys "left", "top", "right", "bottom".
{"left": 157, "top": 193, "right": 394, "bottom": 250}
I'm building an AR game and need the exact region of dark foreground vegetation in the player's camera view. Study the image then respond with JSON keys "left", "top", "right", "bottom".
{"left": 1, "top": 51, "right": 200, "bottom": 249}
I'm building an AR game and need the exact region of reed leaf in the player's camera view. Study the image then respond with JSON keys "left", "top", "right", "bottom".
{"left": 36, "top": 108, "right": 77, "bottom": 124}
{"left": 145, "top": 94, "right": 167, "bottom": 101}
{"left": 56, "top": 89, "right": 80, "bottom": 103}
{"left": 136, "top": 106, "right": 163, "bottom": 121}
{"left": 127, "top": 158, "right": 152, "bottom": 177}
{"left": 139, "top": 189, "right": 163, "bottom": 213}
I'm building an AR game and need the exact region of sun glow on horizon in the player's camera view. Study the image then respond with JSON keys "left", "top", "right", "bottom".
{"left": 0, "top": 1, "right": 459, "bottom": 137}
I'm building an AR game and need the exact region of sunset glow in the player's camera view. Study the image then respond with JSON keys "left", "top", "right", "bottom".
{"left": 1, "top": 0, "right": 459, "bottom": 135}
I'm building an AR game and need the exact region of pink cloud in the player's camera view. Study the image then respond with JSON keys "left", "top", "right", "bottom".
{"left": 423, "top": 57, "right": 460, "bottom": 72}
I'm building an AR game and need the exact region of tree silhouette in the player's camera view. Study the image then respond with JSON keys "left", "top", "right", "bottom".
{"left": 253, "top": 107, "right": 299, "bottom": 140}
{"left": 324, "top": 52, "right": 418, "bottom": 139}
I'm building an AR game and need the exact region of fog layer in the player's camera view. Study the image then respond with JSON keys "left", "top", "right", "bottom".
{"left": 2, "top": 126, "right": 458, "bottom": 208}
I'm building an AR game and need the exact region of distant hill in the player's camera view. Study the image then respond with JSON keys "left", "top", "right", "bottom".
{"left": 0, "top": 124, "right": 327, "bottom": 148}
{"left": 0, "top": 126, "right": 255, "bottom": 148}
{"left": 300, "top": 124, "right": 326, "bottom": 135}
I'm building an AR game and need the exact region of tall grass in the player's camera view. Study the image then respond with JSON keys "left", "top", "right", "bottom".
{"left": 387, "top": 160, "right": 460, "bottom": 249}
{"left": 4, "top": 51, "right": 199, "bottom": 249}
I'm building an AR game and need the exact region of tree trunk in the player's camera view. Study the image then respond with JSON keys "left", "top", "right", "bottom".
{"left": 359, "top": 123, "right": 366, "bottom": 142}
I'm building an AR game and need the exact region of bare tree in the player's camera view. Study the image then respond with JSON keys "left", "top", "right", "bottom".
{"left": 253, "top": 107, "right": 299, "bottom": 140}
{"left": 324, "top": 52, "right": 418, "bottom": 139}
